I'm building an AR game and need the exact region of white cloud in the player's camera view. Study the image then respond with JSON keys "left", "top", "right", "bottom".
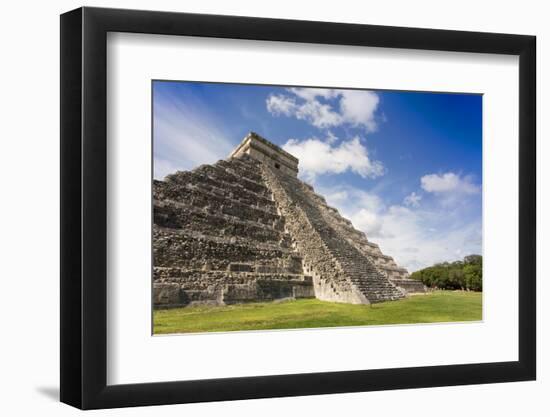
{"left": 318, "top": 183, "right": 482, "bottom": 272}
{"left": 403, "top": 191, "right": 422, "bottom": 207}
{"left": 325, "top": 131, "right": 338, "bottom": 144}
{"left": 283, "top": 136, "right": 384, "bottom": 180}
{"left": 321, "top": 186, "right": 387, "bottom": 238}
{"left": 288, "top": 87, "right": 339, "bottom": 101}
{"left": 153, "top": 92, "right": 234, "bottom": 180}
{"left": 373, "top": 204, "right": 482, "bottom": 272}
{"left": 350, "top": 208, "right": 384, "bottom": 237}
{"left": 265, "top": 94, "right": 297, "bottom": 116}
{"left": 296, "top": 98, "right": 343, "bottom": 128}
{"left": 421, "top": 172, "right": 480, "bottom": 195}
{"left": 339, "top": 90, "right": 379, "bottom": 131}
{"left": 266, "top": 88, "right": 380, "bottom": 131}
{"left": 154, "top": 158, "right": 180, "bottom": 181}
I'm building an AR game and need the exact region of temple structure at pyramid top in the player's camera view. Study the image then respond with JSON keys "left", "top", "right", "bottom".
{"left": 153, "top": 132, "right": 425, "bottom": 308}
{"left": 229, "top": 132, "right": 299, "bottom": 177}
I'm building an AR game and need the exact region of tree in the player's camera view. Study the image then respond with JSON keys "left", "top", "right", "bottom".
{"left": 464, "top": 262, "right": 482, "bottom": 291}
{"left": 448, "top": 267, "right": 465, "bottom": 290}
{"left": 464, "top": 254, "right": 482, "bottom": 265}
{"left": 410, "top": 255, "right": 482, "bottom": 291}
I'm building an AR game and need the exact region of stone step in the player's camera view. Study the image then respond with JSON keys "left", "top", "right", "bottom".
{"left": 217, "top": 158, "right": 264, "bottom": 184}
{"left": 154, "top": 267, "right": 309, "bottom": 282}
{"left": 264, "top": 166, "right": 403, "bottom": 303}
{"left": 164, "top": 168, "right": 276, "bottom": 207}
{"left": 291, "top": 174, "right": 411, "bottom": 286}
{"left": 153, "top": 226, "right": 299, "bottom": 270}
{"left": 198, "top": 162, "right": 269, "bottom": 196}
{"left": 154, "top": 200, "right": 286, "bottom": 243}
{"left": 153, "top": 269, "right": 315, "bottom": 307}
{"left": 156, "top": 184, "right": 281, "bottom": 225}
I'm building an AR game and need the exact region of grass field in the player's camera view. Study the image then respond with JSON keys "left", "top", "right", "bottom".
{"left": 153, "top": 290, "right": 482, "bottom": 334}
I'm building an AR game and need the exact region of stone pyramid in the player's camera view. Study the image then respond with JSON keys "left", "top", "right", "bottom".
{"left": 153, "top": 132, "right": 425, "bottom": 308}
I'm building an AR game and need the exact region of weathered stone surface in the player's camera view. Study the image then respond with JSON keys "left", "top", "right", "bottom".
{"left": 153, "top": 282, "right": 182, "bottom": 306}
{"left": 388, "top": 278, "right": 427, "bottom": 293}
{"left": 230, "top": 132, "right": 299, "bottom": 177}
{"left": 153, "top": 132, "right": 423, "bottom": 308}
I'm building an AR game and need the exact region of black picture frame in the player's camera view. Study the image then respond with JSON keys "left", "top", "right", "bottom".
{"left": 60, "top": 6, "right": 536, "bottom": 410}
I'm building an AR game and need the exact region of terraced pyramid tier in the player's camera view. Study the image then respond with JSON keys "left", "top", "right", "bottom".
{"left": 153, "top": 154, "right": 314, "bottom": 307}
{"left": 153, "top": 132, "right": 423, "bottom": 308}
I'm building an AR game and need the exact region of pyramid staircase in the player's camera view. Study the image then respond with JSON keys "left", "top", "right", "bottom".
{"left": 260, "top": 160, "right": 404, "bottom": 304}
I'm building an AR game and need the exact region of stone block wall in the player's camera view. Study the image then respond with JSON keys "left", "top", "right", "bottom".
{"left": 153, "top": 133, "right": 418, "bottom": 308}
{"left": 229, "top": 132, "right": 299, "bottom": 177}
{"left": 153, "top": 154, "right": 315, "bottom": 307}
{"left": 154, "top": 268, "right": 314, "bottom": 307}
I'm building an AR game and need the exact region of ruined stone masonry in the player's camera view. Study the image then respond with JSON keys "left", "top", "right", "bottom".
{"left": 153, "top": 132, "right": 425, "bottom": 307}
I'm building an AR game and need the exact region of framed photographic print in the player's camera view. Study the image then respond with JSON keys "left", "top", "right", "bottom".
{"left": 60, "top": 6, "right": 536, "bottom": 409}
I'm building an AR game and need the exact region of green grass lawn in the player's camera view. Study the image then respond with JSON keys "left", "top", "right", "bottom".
{"left": 153, "top": 290, "right": 482, "bottom": 335}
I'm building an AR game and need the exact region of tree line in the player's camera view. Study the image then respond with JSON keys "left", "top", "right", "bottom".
{"left": 410, "top": 254, "right": 482, "bottom": 291}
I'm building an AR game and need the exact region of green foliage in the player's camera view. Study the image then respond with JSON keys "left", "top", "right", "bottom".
{"left": 464, "top": 263, "right": 482, "bottom": 291}
{"left": 153, "top": 291, "right": 482, "bottom": 334}
{"left": 410, "top": 255, "right": 482, "bottom": 291}
{"left": 464, "top": 254, "right": 482, "bottom": 265}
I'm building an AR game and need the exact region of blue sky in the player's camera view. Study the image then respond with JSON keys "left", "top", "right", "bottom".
{"left": 153, "top": 80, "right": 482, "bottom": 271}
